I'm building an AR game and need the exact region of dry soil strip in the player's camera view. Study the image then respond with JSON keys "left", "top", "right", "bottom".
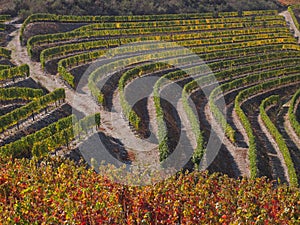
{"left": 257, "top": 113, "right": 290, "bottom": 184}
{"left": 280, "top": 10, "right": 300, "bottom": 43}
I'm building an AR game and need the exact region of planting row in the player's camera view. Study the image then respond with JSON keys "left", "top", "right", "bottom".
{"left": 259, "top": 95, "right": 298, "bottom": 186}
{"left": 41, "top": 27, "right": 290, "bottom": 67}
{"left": 40, "top": 28, "right": 288, "bottom": 68}
{"left": 0, "top": 87, "right": 44, "bottom": 101}
{"left": 0, "top": 88, "right": 65, "bottom": 133}
{"left": 0, "top": 47, "right": 11, "bottom": 59}
{"left": 235, "top": 74, "right": 300, "bottom": 178}
{"left": 102, "top": 50, "right": 300, "bottom": 164}
{"left": 209, "top": 63, "right": 300, "bottom": 143}
{"left": 0, "top": 64, "right": 30, "bottom": 82}
{"left": 27, "top": 18, "right": 287, "bottom": 54}
{"left": 288, "top": 5, "right": 300, "bottom": 31}
{"left": 288, "top": 88, "right": 300, "bottom": 137}
{"left": 0, "top": 15, "right": 10, "bottom": 22}
{"left": 73, "top": 15, "right": 282, "bottom": 32}
{"left": 20, "top": 10, "right": 278, "bottom": 43}
{"left": 0, "top": 113, "right": 100, "bottom": 158}
{"left": 60, "top": 41, "right": 299, "bottom": 89}
{"left": 57, "top": 43, "right": 300, "bottom": 88}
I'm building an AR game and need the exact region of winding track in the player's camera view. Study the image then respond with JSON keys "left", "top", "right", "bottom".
{"left": 4, "top": 10, "right": 299, "bottom": 177}
{"left": 257, "top": 104, "right": 290, "bottom": 183}
{"left": 284, "top": 107, "right": 300, "bottom": 150}
{"left": 279, "top": 10, "right": 300, "bottom": 150}
{"left": 280, "top": 10, "right": 300, "bottom": 43}
{"left": 202, "top": 10, "right": 300, "bottom": 179}
{"left": 6, "top": 22, "right": 158, "bottom": 164}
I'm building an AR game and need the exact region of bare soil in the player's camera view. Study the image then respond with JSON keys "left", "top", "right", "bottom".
{"left": 293, "top": 9, "right": 300, "bottom": 27}
{"left": 0, "top": 104, "right": 73, "bottom": 147}
{"left": 192, "top": 87, "right": 249, "bottom": 177}
{"left": 4, "top": 14, "right": 299, "bottom": 180}
{"left": 0, "top": 24, "right": 17, "bottom": 47}
{"left": 280, "top": 11, "right": 300, "bottom": 43}
{"left": 240, "top": 83, "right": 300, "bottom": 184}
{"left": 0, "top": 58, "right": 14, "bottom": 66}
{"left": 272, "top": 95, "right": 300, "bottom": 184}
{"left": 204, "top": 103, "right": 249, "bottom": 177}
{"left": 6, "top": 77, "right": 48, "bottom": 91}
{"left": 0, "top": 103, "right": 24, "bottom": 116}
{"left": 22, "top": 22, "right": 88, "bottom": 45}
{"left": 125, "top": 68, "right": 176, "bottom": 138}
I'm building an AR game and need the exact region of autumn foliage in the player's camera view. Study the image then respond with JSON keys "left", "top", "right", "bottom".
{"left": 0, "top": 156, "right": 300, "bottom": 224}
{"left": 278, "top": 0, "right": 300, "bottom": 5}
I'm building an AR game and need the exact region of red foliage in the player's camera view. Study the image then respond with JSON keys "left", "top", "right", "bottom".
{"left": 0, "top": 157, "right": 299, "bottom": 224}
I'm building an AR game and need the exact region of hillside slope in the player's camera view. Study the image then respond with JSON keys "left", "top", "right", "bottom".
{"left": 0, "top": 0, "right": 284, "bottom": 19}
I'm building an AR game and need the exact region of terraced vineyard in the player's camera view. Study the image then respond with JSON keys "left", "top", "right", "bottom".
{"left": 1, "top": 9, "right": 300, "bottom": 187}
{"left": 0, "top": 19, "right": 100, "bottom": 162}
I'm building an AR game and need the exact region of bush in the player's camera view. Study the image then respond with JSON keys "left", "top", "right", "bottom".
{"left": 0, "top": 156, "right": 299, "bottom": 224}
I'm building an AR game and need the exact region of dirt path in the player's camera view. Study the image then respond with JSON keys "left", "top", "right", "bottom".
{"left": 4, "top": 17, "right": 20, "bottom": 25}
{"left": 235, "top": 83, "right": 300, "bottom": 182}
{"left": 232, "top": 109, "right": 250, "bottom": 146}
{"left": 7, "top": 27, "right": 100, "bottom": 116}
{"left": 176, "top": 99, "right": 197, "bottom": 150}
{"left": 147, "top": 96, "right": 159, "bottom": 142}
{"left": 257, "top": 113, "right": 290, "bottom": 184}
{"left": 6, "top": 23, "right": 159, "bottom": 161}
{"left": 204, "top": 103, "right": 250, "bottom": 177}
{"left": 109, "top": 91, "right": 158, "bottom": 153}
{"left": 281, "top": 96, "right": 300, "bottom": 151}
{"left": 280, "top": 10, "right": 300, "bottom": 43}
{"left": 0, "top": 103, "right": 64, "bottom": 141}
{"left": 284, "top": 106, "right": 300, "bottom": 150}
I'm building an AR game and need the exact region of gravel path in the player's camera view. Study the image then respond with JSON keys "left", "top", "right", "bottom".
{"left": 204, "top": 103, "right": 250, "bottom": 177}
{"left": 7, "top": 12, "right": 298, "bottom": 173}
{"left": 6, "top": 23, "right": 160, "bottom": 163}
{"left": 7, "top": 28, "right": 100, "bottom": 116}
{"left": 257, "top": 113, "right": 290, "bottom": 184}
{"left": 284, "top": 102, "right": 300, "bottom": 150}
{"left": 280, "top": 10, "right": 300, "bottom": 43}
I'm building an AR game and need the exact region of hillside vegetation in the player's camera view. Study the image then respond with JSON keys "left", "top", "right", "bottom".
{"left": 0, "top": 0, "right": 284, "bottom": 19}
{"left": 0, "top": 6, "right": 300, "bottom": 224}
{"left": 1, "top": 156, "right": 300, "bottom": 224}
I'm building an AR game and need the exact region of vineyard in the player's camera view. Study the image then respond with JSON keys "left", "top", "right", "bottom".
{"left": 1, "top": 7, "right": 300, "bottom": 224}
{"left": 289, "top": 4, "right": 300, "bottom": 31}
{"left": 0, "top": 16, "right": 100, "bottom": 163}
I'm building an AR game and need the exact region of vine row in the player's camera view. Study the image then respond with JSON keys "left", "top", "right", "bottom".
{"left": 0, "top": 88, "right": 65, "bottom": 133}
{"left": 27, "top": 18, "right": 286, "bottom": 55}
{"left": 288, "top": 88, "right": 300, "bottom": 137}
{"left": 0, "top": 64, "right": 30, "bottom": 82}
{"left": 0, "top": 88, "right": 44, "bottom": 101}
{"left": 260, "top": 95, "right": 298, "bottom": 187}
{"left": 235, "top": 74, "right": 300, "bottom": 178}
{"left": 210, "top": 63, "right": 300, "bottom": 143}
{"left": 41, "top": 27, "right": 290, "bottom": 67}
